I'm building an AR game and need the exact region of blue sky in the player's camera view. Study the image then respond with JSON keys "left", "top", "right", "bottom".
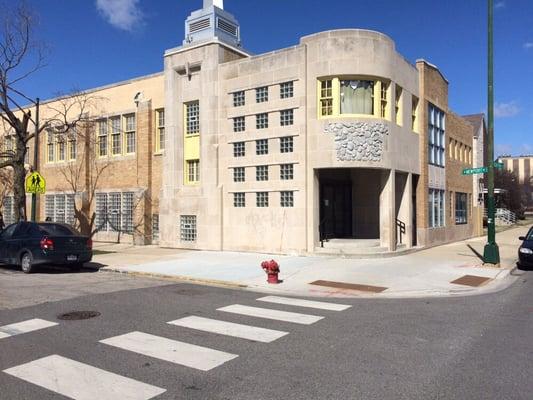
{"left": 17, "top": 0, "right": 533, "bottom": 156}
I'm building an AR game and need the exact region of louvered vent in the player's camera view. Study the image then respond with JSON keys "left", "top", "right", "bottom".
{"left": 217, "top": 18, "right": 237, "bottom": 36}
{"left": 189, "top": 18, "right": 210, "bottom": 33}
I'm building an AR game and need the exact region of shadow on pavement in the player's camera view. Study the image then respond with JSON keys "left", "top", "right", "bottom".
{"left": 0, "top": 262, "right": 106, "bottom": 275}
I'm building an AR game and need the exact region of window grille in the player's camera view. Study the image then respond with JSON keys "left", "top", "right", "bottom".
{"left": 233, "top": 167, "right": 245, "bottom": 182}
{"left": 280, "top": 164, "right": 294, "bottom": 180}
{"left": 280, "top": 82, "right": 294, "bottom": 99}
{"left": 280, "top": 109, "right": 294, "bottom": 126}
{"left": 186, "top": 101, "right": 200, "bottom": 135}
{"left": 256, "top": 139, "right": 268, "bottom": 155}
{"left": 256, "top": 192, "right": 269, "bottom": 207}
{"left": 233, "top": 91, "right": 245, "bottom": 107}
{"left": 256, "top": 165, "right": 268, "bottom": 181}
{"left": 281, "top": 191, "right": 294, "bottom": 207}
{"left": 233, "top": 193, "right": 245, "bottom": 207}
{"left": 280, "top": 136, "right": 294, "bottom": 153}
{"left": 233, "top": 142, "right": 245, "bottom": 157}
{"left": 256, "top": 113, "right": 268, "bottom": 129}
{"left": 233, "top": 116, "right": 245, "bottom": 132}
{"left": 180, "top": 215, "right": 197, "bottom": 242}
{"left": 256, "top": 87, "right": 268, "bottom": 103}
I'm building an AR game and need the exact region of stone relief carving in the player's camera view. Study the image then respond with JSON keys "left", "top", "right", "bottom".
{"left": 325, "top": 122, "right": 389, "bottom": 162}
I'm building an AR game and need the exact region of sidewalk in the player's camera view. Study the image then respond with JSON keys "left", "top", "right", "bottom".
{"left": 96, "top": 224, "right": 531, "bottom": 299}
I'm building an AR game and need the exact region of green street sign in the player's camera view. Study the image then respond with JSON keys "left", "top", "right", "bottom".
{"left": 462, "top": 167, "right": 488, "bottom": 175}
{"left": 494, "top": 161, "right": 504, "bottom": 169}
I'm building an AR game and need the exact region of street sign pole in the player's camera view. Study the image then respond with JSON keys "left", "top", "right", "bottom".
{"left": 31, "top": 98, "right": 40, "bottom": 222}
{"left": 483, "top": 0, "right": 500, "bottom": 265}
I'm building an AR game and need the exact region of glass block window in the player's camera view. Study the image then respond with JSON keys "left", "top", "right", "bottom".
{"left": 233, "top": 142, "right": 245, "bottom": 157}
{"left": 280, "top": 109, "right": 294, "bottom": 126}
{"left": 256, "top": 86, "right": 268, "bottom": 103}
{"left": 233, "top": 91, "right": 245, "bottom": 107}
{"left": 156, "top": 109, "right": 165, "bottom": 152}
{"left": 122, "top": 192, "right": 134, "bottom": 233}
{"left": 233, "top": 116, "right": 245, "bottom": 132}
{"left": 280, "top": 81, "right": 294, "bottom": 99}
{"left": 256, "top": 113, "right": 268, "bottom": 129}
{"left": 281, "top": 191, "right": 294, "bottom": 207}
{"left": 187, "top": 159, "right": 200, "bottom": 183}
{"left": 280, "top": 136, "right": 294, "bottom": 153}
{"left": 233, "top": 167, "right": 245, "bottom": 182}
{"left": 455, "top": 192, "right": 468, "bottom": 224}
{"left": 256, "top": 139, "right": 268, "bottom": 155}
{"left": 186, "top": 101, "right": 200, "bottom": 135}
{"left": 110, "top": 116, "right": 122, "bottom": 155}
{"left": 108, "top": 192, "right": 122, "bottom": 232}
{"left": 428, "top": 188, "right": 445, "bottom": 228}
{"left": 95, "top": 193, "right": 108, "bottom": 231}
{"left": 233, "top": 192, "right": 245, "bottom": 207}
{"left": 2, "top": 196, "right": 14, "bottom": 225}
{"left": 66, "top": 194, "right": 75, "bottom": 226}
{"left": 319, "top": 80, "right": 333, "bottom": 116}
{"left": 256, "top": 165, "right": 268, "bottom": 181}
{"left": 45, "top": 194, "right": 75, "bottom": 225}
{"left": 256, "top": 192, "right": 269, "bottom": 207}
{"left": 124, "top": 114, "right": 136, "bottom": 154}
{"left": 428, "top": 103, "right": 446, "bottom": 167}
{"left": 280, "top": 164, "right": 294, "bottom": 180}
{"left": 152, "top": 214, "right": 159, "bottom": 242}
{"left": 54, "top": 195, "right": 66, "bottom": 223}
{"left": 98, "top": 120, "right": 108, "bottom": 157}
{"left": 45, "top": 195, "right": 54, "bottom": 222}
{"left": 180, "top": 215, "right": 197, "bottom": 242}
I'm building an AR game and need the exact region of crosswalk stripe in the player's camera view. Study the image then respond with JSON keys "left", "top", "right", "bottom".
{"left": 168, "top": 316, "right": 289, "bottom": 343}
{"left": 0, "top": 319, "right": 58, "bottom": 339}
{"left": 256, "top": 296, "right": 352, "bottom": 311}
{"left": 217, "top": 304, "right": 324, "bottom": 325}
{"left": 3, "top": 354, "right": 166, "bottom": 400}
{"left": 100, "top": 331, "right": 238, "bottom": 371}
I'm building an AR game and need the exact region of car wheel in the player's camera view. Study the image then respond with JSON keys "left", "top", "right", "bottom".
{"left": 20, "top": 252, "right": 34, "bottom": 274}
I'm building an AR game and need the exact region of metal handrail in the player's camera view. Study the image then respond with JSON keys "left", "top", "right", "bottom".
{"left": 396, "top": 218, "right": 406, "bottom": 245}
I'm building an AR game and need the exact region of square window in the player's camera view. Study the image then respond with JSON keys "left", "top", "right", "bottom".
{"left": 280, "top": 109, "right": 294, "bottom": 126}
{"left": 280, "top": 164, "right": 294, "bottom": 180}
{"left": 233, "top": 167, "right": 245, "bottom": 182}
{"left": 280, "top": 136, "right": 294, "bottom": 153}
{"left": 281, "top": 191, "right": 294, "bottom": 207}
{"left": 233, "top": 91, "right": 245, "bottom": 107}
{"left": 256, "top": 113, "right": 268, "bottom": 129}
{"left": 233, "top": 192, "right": 245, "bottom": 207}
{"left": 256, "top": 139, "right": 268, "bottom": 155}
{"left": 280, "top": 82, "right": 294, "bottom": 99}
{"left": 256, "top": 192, "right": 269, "bottom": 207}
{"left": 233, "top": 142, "right": 245, "bottom": 157}
{"left": 180, "top": 215, "right": 197, "bottom": 242}
{"left": 256, "top": 165, "right": 268, "bottom": 181}
{"left": 233, "top": 116, "right": 245, "bottom": 132}
{"left": 256, "top": 86, "right": 268, "bottom": 103}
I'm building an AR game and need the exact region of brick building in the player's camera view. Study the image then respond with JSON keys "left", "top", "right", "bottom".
{"left": 1, "top": 0, "right": 483, "bottom": 255}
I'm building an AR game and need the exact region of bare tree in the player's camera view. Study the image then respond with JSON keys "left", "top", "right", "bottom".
{"left": 0, "top": 3, "right": 46, "bottom": 221}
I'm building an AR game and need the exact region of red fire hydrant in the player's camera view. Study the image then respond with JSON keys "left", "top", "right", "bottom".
{"left": 261, "top": 260, "right": 280, "bottom": 284}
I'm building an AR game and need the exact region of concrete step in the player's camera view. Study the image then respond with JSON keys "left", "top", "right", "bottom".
{"left": 321, "top": 239, "right": 381, "bottom": 249}
{"left": 314, "top": 243, "right": 411, "bottom": 259}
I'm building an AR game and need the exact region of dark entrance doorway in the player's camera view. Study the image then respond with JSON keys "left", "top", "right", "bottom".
{"left": 320, "top": 182, "right": 353, "bottom": 239}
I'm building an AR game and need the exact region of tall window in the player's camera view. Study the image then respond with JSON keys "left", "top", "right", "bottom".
{"left": 98, "top": 120, "right": 108, "bottom": 157}
{"left": 395, "top": 85, "right": 403, "bottom": 125}
{"left": 155, "top": 109, "right": 165, "bottom": 152}
{"left": 319, "top": 80, "right": 333, "bottom": 116}
{"left": 428, "top": 103, "right": 446, "bottom": 167}
{"left": 45, "top": 194, "right": 75, "bottom": 225}
{"left": 340, "top": 80, "right": 374, "bottom": 115}
{"left": 95, "top": 192, "right": 134, "bottom": 233}
{"left": 428, "top": 189, "right": 445, "bottom": 228}
{"left": 68, "top": 134, "right": 77, "bottom": 160}
{"left": 186, "top": 101, "right": 200, "bottom": 135}
{"left": 124, "top": 114, "right": 136, "bottom": 154}
{"left": 380, "top": 82, "right": 388, "bottom": 118}
{"left": 411, "top": 95, "right": 419, "bottom": 132}
{"left": 57, "top": 135, "right": 66, "bottom": 161}
{"left": 455, "top": 192, "right": 467, "bottom": 224}
{"left": 110, "top": 116, "right": 121, "bottom": 155}
{"left": 47, "top": 131, "right": 55, "bottom": 162}
{"left": 187, "top": 160, "right": 200, "bottom": 183}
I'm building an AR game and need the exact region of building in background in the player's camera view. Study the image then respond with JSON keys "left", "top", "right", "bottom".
{"left": 498, "top": 154, "right": 533, "bottom": 209}
{"left": 1, "top": 0, "right": 483, "bottom": 255}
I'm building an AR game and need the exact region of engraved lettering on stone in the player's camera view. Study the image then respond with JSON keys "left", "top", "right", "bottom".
{"left": 325, "top": 122, "right": 389, "bottom": 161}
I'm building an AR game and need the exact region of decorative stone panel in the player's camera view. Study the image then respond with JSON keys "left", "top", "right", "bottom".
{"left": 325, "top": 122, "right": 389, "bottom": 162}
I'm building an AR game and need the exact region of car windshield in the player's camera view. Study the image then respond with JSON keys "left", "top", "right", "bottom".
{"left": 527, "top": 229, "right": 533, "bottom": 240}
{"left": 37, "top": 223, "right": 78, "bottom": 236}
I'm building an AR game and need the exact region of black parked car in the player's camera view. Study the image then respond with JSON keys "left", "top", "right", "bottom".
{"left": 0, "top": 222, "right": 92, "bottom": 273}
{"left": 518, "top": 226, "right": 533, "bottom": 268}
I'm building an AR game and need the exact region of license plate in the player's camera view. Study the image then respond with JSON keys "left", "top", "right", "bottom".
{"left": 67, "top": 255, "right": 78, "bottom": 261}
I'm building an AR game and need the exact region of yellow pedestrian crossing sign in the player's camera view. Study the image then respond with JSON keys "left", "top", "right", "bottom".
{"left": 26, "top": 172, "right": 46, "bottom": 194}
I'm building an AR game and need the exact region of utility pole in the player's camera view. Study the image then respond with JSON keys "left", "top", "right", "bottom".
{"left": 30, "top": 98, "right": 40, "bottom": 222}
{"left": 483, "top": 0, "right": 500, "bottom": 265}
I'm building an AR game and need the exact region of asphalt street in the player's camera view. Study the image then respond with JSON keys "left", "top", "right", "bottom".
{"left": 0, "top": 265, "right": 531, "bottom": 400}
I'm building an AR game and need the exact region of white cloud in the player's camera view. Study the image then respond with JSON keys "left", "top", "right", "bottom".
{"left": 524, "top": 42, "right": 533, "bottom": 49}
{"left": 494, "top": 101, "right": 520, "bottom": 118}
{"left": 96, "top": 0, "right": 144, "bottom": 32}
{"left": 495, "top": 1, "right": 505, "bottom": 9}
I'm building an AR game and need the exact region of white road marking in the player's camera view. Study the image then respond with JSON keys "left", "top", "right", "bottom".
{"left": 217, "top": 304, "right": 324, "bottom": 325}
{"left": 256, "top": 296, "right": 352, "bottom": 311}
{"left": 0, "top": 319, "right": 58, "bottom": 339}
{"left": 168, "top": 316, "right": 289, "bottom": 343}
{"left": 3, "top": 355, "right": 166, "bottom": 400}
{"left": 100, "top": 331, "right": 238, "bottom": 371}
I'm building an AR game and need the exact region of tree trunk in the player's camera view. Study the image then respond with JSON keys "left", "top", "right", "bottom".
{"left": 12, "top": 163, "right": 26, "bottom": 221}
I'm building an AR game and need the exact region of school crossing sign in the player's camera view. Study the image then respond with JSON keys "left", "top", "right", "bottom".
{"left": 25, "top": 171, "right": 46, "bottom": 194}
